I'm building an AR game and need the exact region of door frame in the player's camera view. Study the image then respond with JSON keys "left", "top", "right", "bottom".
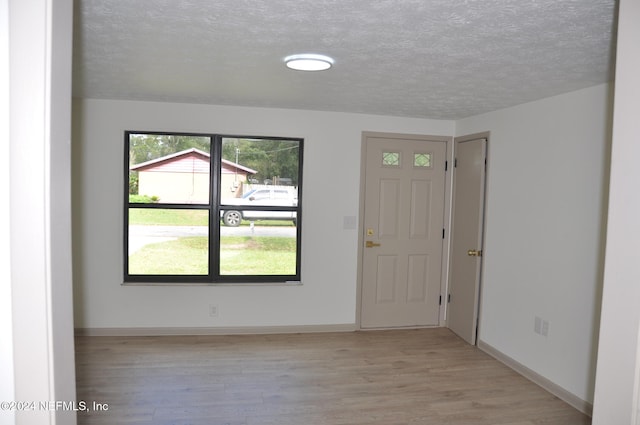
{"left": 356, "top": 131, "right": 454, "bottom": 329}
{"left": 447, "top": 131, "right": 490, "bottom": 343}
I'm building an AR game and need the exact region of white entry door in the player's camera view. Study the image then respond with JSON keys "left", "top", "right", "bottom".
{"left": 360, "top": 134, "right": 447, "bottom": 328}
{"left": 447, "top": 136, "right": 487, "bottom": 344}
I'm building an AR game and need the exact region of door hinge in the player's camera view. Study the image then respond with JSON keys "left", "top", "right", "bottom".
{"left": 454, "top": 158, "right": 458, "bottom": 168}
{"left": 439, "top": 295, "right": 442, "bottom": 305}
{"left": 445, "top": 160, "right": 448, "bottom": 171}
{"left": 448, "top": 294, "right": 451, "bottom": 303}
{"left": 442, "top": 228, "right": 445, "bottom": 239}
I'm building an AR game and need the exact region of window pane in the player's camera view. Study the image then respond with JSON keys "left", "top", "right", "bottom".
{"left": 124, "top": 132, "right": 302, "bottom": 283}
{"left": 414, "top": 153, "right": 432, "bottom": 167}
{"left": 128, "top": 134, "right": 211, "bottom": 204}
{"left": 382, "top": 151, "right": 400, "bottom": 166}
{"left": 219, "top": 225, "right": 297, "bottom": 275}
{"left": 220, "top": 138, "right": 299, "bottom": 206}
{"left": 128, "top": 208, "right": 209, "bottom": 275}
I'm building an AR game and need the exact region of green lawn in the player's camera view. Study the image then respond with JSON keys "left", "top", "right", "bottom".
{"left": 128, "top": 235, "right": 296, "bottom": 275}
{"left": 129, "top": 209, "right": 208, "bottom": 226}
{"left": 129, "top": 237, "right": 208, "bottom": 275}
{"left": 129, "top": 208, "right": 294, "bottom": 227}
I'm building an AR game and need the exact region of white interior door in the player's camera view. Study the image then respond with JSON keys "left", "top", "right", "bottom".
{"left": 360, "top": 135, "right": 447, "bottom": 328}
{"left": 447, "top": 137, "right": 487, "bottom": 344}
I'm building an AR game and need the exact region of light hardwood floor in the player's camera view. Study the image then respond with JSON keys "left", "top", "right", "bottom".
{"left": 75, "top": 328, "right": 590, "bottom": 425}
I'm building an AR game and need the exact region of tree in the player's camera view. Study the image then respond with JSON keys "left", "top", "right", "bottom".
{"left": 129, "top": 134, "right": 210, "bottom": 165}
{"left": 222, "top": 138, "right": 300, "bottom": 185}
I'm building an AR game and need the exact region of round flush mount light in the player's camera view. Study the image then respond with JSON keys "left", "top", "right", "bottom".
{"left": 284, "top": 54, "right": 334, "bottom": 71}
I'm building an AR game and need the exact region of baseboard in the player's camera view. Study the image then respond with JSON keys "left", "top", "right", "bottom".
{"left": 478, "top": 339, "right": 593, "bottom": 417}
{"left": 75, "top": 323, "right": 357, "bottom": 337}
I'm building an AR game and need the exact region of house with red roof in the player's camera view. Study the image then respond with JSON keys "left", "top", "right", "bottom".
{"left": 130, "top": 148, "right": 257, "bottom": 203}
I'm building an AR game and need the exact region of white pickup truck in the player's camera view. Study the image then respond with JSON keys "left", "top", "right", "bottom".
{"left": 220, "top": 188, "right": 297, "bottom": 226}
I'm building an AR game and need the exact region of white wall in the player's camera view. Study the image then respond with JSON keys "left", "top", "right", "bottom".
{"left": 72, "top": 99, "right": 453, "bottom": 329}
{"left": 8, "top": 0, "right": 76, "bottom": 424}
{"left": 592, "top": 0, "right": 640, "bottom": 422}
{"left": 49, "top": 0, "right": 77, "bottom": 417}
{"left": 0, "top": 0, "right": 15, "bottom": 423}
{"left": 456, "top": 83, "right": 612, "bottom": 405}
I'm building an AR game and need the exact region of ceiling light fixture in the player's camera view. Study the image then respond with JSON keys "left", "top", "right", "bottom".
{"left": 284, "top": 54, "right": 334, "bottom": 71}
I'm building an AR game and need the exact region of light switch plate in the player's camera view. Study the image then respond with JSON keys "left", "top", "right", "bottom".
{"left": 343, "top": 216, "right": 356, "bottom": 230}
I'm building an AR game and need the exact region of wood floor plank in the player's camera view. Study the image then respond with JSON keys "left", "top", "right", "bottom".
{"left": 75, "top": 328, "right": 590, "bottom": 425}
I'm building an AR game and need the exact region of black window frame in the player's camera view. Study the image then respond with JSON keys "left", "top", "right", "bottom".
{"left": 124, "top": 131, "right": 303, "bottom": 284}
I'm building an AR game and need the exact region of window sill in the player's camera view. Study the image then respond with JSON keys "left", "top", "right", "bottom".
{"left": 121, "top": 281, "right": 303, "bottom": 287}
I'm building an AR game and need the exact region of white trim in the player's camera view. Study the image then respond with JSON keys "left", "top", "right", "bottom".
{"left": 633, "top": 321, "right": 640, "bottom": 425}
{"left": 478, "top": 339, "right": 593, "bottom": 416}
{"left": 75, "top": 323, "right": 357, "bottom": 337}
{"left": 1, "top": 0, "right": 14, "bottom": 419}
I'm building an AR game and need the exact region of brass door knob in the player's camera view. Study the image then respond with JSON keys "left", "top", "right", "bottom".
{"left": 467, "top": 249, "right": 483, "bottom": 257}
{"left": 366, "top": 241, "right": 381, "bottom": 248}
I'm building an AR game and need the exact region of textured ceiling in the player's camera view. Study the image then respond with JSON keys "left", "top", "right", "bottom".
{"left": 72, "top": 0, "right": 617, "bottom": 120}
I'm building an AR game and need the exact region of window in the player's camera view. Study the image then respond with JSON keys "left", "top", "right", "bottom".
{"left": 413, "top": 152, "right": 432, "bottom": 168}
{"left": 125, "top": 132, "right": 303, "bottom": 283}
{"left": 382, "top": 151, "right": 400, "bottom": 166}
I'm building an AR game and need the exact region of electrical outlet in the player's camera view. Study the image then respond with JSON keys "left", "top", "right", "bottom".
{"left": 209, "top": 304, "right": 219, "bottom": 318}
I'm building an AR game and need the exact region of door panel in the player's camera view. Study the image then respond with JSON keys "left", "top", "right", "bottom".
{"left": 376, "top": 256, "right": 398, "bottom": 303}
{"left": 447, "top": 137, "right": 487, "bottom": 344}
{"left": 409, "top": 180, "right": 431, "bottom": 238}
{"left": 407, "top": 254, "right": 428, "bottom": 302}
{"left": 361, "top": 136, "right": 446, "bottom": 328}
{"left": 379, "top": 179, "right": 400, "bottom": 238}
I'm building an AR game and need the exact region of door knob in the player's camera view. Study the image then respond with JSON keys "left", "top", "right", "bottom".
{"left": 467, "top": 249, "right": 483, "bottom": 257}
{"left": 366, "top": 241, "right": 381, "bottom": 248}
